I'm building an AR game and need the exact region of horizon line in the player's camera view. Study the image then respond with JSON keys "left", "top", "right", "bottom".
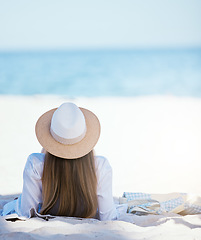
{"left": 0, "top": 46, "right": 201, "bottom": 53}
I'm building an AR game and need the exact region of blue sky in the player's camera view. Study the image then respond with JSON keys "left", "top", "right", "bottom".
{"left": 0, "top": 0, "right": 201, "bottom": 50}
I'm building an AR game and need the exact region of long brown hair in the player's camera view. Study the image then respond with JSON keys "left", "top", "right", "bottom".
{"left": 40, "top": 150, "right": 98, "bottom": 218}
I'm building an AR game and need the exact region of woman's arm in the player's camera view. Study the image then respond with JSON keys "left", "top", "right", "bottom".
{"left": 15, "top": 153, "right": 44, "bottom": 218}
{"left": 96, "top": 156, "right": 118, "bottom": 221}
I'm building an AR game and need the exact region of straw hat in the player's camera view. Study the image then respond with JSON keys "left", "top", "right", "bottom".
{"left": 35, "top": 102, "right": 101, "bottom": 159}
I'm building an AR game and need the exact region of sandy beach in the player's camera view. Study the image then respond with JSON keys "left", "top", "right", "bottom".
{"left": 1, "top": 95, "right": 201, "bottom": 239}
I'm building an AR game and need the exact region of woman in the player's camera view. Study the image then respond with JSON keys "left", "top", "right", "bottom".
{"left": 2, "top": 102, "right": 118, "bottom": 221}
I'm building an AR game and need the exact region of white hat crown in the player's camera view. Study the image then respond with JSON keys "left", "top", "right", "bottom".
{"left": 50, "top": 102, "right": 87, "bottom": 145}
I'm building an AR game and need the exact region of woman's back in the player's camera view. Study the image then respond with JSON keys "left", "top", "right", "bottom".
{"left": 14, "top": 152, "right": 117, "bottom": 220}
{"left": 41, "top": 151, "right": 97, "bottom": 218}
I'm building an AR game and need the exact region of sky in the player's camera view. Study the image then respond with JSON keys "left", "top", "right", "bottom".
{"left": 0, "top": 0, "right": 201, "bottom": 50}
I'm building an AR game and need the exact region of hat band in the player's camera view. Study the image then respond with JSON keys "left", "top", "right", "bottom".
{"left": 50, "top": 127, "right": 87, "bottom": 145}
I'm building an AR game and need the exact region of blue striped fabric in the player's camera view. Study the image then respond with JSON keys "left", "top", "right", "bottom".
{"left": 122, "top": 192, "right": 201, "bottom": 215}
{"left": 123, "top": 192, "right": 151, "bottom": 201}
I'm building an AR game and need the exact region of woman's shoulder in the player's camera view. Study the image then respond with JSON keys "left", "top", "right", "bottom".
{"left": 28, "top": 153, "right": 45, "bottom": 162}
{"left": 24, "top": 153, "right": 45, "bottom": 179}
{"left": 26, "top": 153, "right": 45, "bottom": 168}
{"left": 95, "top": 155, "right": 112, "bottom": 176}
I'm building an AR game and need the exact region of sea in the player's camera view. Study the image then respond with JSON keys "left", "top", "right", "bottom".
{"left": 0, "top": 48, "right": 201, "bottom": 97}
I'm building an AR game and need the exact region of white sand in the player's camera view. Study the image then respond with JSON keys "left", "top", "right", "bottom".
{"left": 1, "top": 95, "right": 201, "bottom": 239}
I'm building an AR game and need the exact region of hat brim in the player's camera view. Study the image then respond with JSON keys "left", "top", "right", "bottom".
{"left": 35, "top": 107, "right": 101, "bottom": 159}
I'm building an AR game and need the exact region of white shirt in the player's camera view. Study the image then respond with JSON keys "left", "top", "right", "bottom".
{"left": 3, "top": 153, "right": 118, "bottom": 221}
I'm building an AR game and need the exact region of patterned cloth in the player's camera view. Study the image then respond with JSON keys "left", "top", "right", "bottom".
{"left": 121, "top": 192, "right": 201, "bottom": 215}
